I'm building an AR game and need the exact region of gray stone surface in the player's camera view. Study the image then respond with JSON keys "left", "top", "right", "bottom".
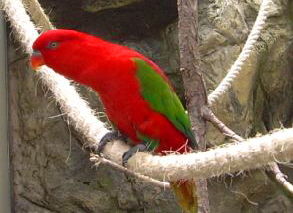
{"left": 82, "top": 0, "right": 142, "bottom": 12}
{"left": 199, "top": 0, "right": 293, "bottom": 146}
{"left": 8, "top": 0, "right": 293, "bottom": 212}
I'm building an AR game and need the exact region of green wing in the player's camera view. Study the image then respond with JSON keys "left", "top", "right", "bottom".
{"left": 133, "top": 58, "right": 197, "bottom": 149}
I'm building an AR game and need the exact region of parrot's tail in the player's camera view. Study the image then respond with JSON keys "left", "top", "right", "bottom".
{"left": 170, "top": 180, "right": 198, "bottom": 213}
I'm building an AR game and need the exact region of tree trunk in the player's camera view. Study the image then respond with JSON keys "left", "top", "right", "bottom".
{"left": 177, "top": 0, "right": 209, "bottom": 212}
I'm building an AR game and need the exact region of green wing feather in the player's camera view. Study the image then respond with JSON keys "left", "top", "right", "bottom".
{"left": 133, "top": 58, "right": 197, "bottom": 149}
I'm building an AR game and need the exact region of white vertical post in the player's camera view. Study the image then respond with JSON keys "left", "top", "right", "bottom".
{"left": 0, "top": 11, "right": 11, "bottom": 213}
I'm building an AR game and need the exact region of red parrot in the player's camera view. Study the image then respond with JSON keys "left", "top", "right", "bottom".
{"left": 31, "top": 29, "right": 198, "bottom": 213}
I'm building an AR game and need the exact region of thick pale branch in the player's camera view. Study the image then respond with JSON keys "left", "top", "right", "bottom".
{"left": 22, "top": 0, "right": 53, "bottom": 31}
{"left": 92, "top": 128, "right": 293, "bottom": 181}
{"left": 3, "top": 0, "right": 108, "bottom": 144}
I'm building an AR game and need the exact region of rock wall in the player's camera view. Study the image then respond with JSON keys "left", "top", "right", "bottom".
{"left": 8, "top": 0, "right": 293, "bottom": 212}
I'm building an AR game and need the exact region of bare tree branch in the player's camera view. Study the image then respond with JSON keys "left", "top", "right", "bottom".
{"left": 177, "top": 0, "right": 209, "bottom": 212}
{"left": 202, "top": 106, "right": 243, "bottom": 142}
{"left": 89, "top": 154, "right": 170, "bottom": 188}
{"left": 266, "top": 163, "right": 293, "bottom": 200}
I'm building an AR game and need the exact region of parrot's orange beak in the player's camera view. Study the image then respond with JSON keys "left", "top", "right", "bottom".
{"left": 30, "top": 50, "right": 45, "bottom": 70}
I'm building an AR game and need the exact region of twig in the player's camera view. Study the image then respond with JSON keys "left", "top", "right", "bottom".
{"left": 202, "top": 106, "right": 243, "bottom": 142}
{"left": 90, "top": 153, "right": 170, "bottom": 188}
{"left": 266, "top": 163, "right": 293, "bottom": 200}
{"left": 231, "top": 190, "right": 258, "bottom": 206}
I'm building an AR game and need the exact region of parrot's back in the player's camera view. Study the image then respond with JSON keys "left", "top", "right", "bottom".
{"left": 86, "top": 45, "right": 192, "bottom": 153}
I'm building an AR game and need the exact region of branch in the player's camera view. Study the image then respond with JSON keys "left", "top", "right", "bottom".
{"left": 22, "top": 0, "right": 54, "bottom": 31}
{"left": 89, "top": 154, "right": 170, "bottom": 188}
{"left": 177, "top": 0, "right": 209, "bottom": 211}
{"left": 89, "top": 128, "right": 293, "bottom": 181}
{"left": 202, "top": 106, "right": 243, "bottom": 142}
{"left": 266, "top": 163, "right": 293, "bottom": 198}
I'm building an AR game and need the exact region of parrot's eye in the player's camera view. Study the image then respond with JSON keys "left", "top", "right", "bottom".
{"left": 47, "top": 41, "right": 59, "bottom": 49}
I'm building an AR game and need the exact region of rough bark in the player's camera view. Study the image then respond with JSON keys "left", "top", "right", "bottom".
{"left": 177, "top": 0, "right": 209, "bottom": 212}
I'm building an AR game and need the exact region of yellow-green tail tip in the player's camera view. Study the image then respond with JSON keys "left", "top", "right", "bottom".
{"left": 171, "top": 180, "right": 198, "bottom": 213}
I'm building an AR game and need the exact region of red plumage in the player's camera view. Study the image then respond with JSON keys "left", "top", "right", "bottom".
{"left": 33, "top": 29, "right": 188, "bottom": 154}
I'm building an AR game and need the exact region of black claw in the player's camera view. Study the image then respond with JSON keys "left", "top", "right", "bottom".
{"left": 93, "top": 131, "right": 127, "bottom": 155}
{"left": 117, "top": 134, "right": 128, "bottom": 143}
{"left": 122, "top": 143, "right": 147, "bottom": 166}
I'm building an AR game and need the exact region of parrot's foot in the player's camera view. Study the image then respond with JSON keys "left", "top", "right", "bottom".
{"left": 122, "top": 143, "right": 147, "bottom": 166}
{"left": 94, "top": 131, "right": 127, "bottom": 155}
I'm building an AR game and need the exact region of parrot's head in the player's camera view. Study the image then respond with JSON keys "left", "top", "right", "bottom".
{"left": 32, "top": 29, "right": 78, "bottom": 69}
{"left": 31, "top": 29, "right": 95, "bottom": 80}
